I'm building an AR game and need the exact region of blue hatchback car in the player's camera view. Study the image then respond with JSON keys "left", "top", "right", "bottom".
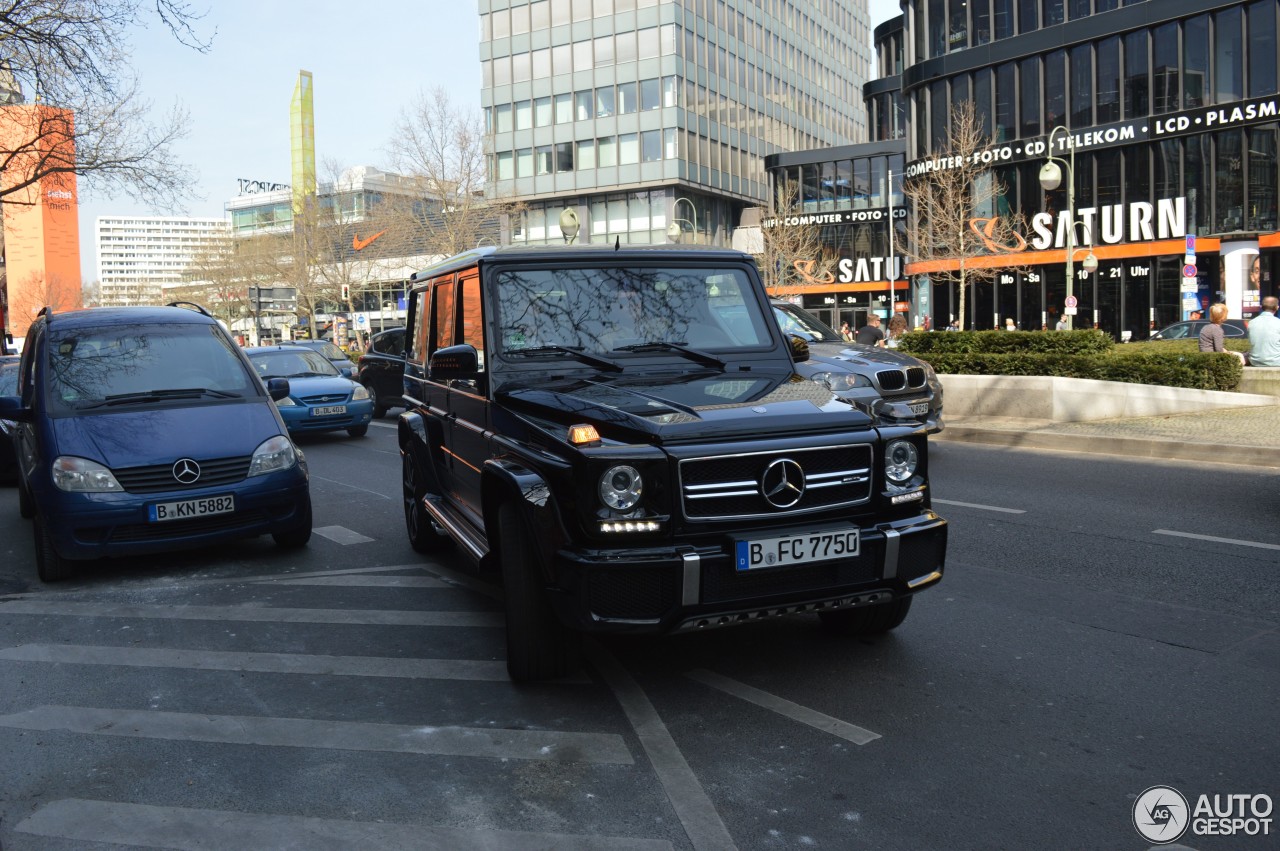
{"left": 244, "top": 346, "right": 374, "bottom": 437}
{"left": 0, "top": 304, "right": 312, "bottom": 582}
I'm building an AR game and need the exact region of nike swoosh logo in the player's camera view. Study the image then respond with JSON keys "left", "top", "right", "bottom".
{"left": 352, "top": 230, "right": 387, "bottom": 251}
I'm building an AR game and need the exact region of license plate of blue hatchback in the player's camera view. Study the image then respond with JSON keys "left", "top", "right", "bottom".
{"left": 734, "top": 527, "right": 859, "bottom": 571}
{"left": 148, "top": 494, "right": 235, "bottom": 523}
{"left": 311, "top": 405, "right": 347, "bottom": 416}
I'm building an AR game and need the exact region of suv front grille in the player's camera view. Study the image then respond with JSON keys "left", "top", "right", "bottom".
{"left": 679, "top": 443, "right": 873, "bottom": 520}
{"left": 113, "top": 456, "right": 252, "bottom": 494}
{"left": 875, "top": 367, "right": 927, "bottom": 393}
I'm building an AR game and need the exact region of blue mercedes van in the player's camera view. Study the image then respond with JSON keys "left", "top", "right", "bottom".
{"left": 0, "top": 304, "right": 312, "bottom": 581}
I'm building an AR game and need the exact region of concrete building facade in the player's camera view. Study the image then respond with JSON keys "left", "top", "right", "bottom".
{"left": 95, "top": 216, "right": 230, "bottom": 308}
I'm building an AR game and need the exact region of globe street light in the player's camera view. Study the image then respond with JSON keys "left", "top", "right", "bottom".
{"left": 1039, "top": 127, "right": 1097, "bottom": 330}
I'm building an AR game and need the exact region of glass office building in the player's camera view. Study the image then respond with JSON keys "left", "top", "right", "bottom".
{"left": 768, "top": 0, "right": 1280, "bottom": 337}
{"left": 480, "top": 0, "right": 873, "bottom": 246}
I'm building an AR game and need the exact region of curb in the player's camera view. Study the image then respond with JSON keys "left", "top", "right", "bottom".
{"left": 934, "top": 426, "right": 1280, "bottom": 469}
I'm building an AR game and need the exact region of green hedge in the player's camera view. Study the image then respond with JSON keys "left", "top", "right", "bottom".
{"left": 896, "top": 330, "right": 1243, "bottom": 391}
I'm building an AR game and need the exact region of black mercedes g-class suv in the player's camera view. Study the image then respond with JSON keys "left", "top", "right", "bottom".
{"left": 399, "top": 244, "right": 947, "bottom": 681}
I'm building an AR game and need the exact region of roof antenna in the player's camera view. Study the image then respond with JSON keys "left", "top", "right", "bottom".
{"left": 614, "top": 235, "right": 620, "bottom": 251}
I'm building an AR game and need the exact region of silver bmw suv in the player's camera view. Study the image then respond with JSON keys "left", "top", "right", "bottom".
{"left": 773, "top": 301, "right": 944, "bottom": 434}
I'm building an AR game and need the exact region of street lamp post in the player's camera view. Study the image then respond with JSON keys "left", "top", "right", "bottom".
{"left": 674, "top": 197, "right": 699, "bottom": 244}
{"left": 1038, "top": 127, "right": 1098, "bottom": 330}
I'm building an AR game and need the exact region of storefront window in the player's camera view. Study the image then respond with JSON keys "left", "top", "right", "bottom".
{"left": 1183, "top": 15, "right": 1210, "bottom": 108}
{"left": 949, "top": 0, "right": 968, "bottom": 51}
{"left": 995, "top": 63, "right": 1016, "bottom": 141}
{"left": 1152, "top": 23, "right": 1179, "bottom": 113}
{"left": 993, "top": 0, "right": 1014, "bottom": 40}
{"left": 1125, "top": 146, "right": 1150, "bottom": 208}
{"left": 854, "top": 159, "right": 871, "bottom": 209}
{"left": 1069, "top": 44, "right": 1092, "bottom": 128}
{"left": 1215, "top": 7, "right": 1244, "bottom": 104}
{"left": 1020, "top": 57, "right": 1040, "bottom": 138}
{"left": 820, "top": 162, "right": 836, "bottom": 211}
{"left": 1124, "top": 31, "right": 1148, "bottom": 119}
{"left": 1096, "top": 37, "right": 1120, "bottom": 123}
{"left": 1249, "top": 0, "right": 1278, "bottom": 96}
{"left": 1216, "top": 130, "right": 1244, "bottom": 231}
{"left": 836, "top": 160, "right": 853, "bottom": 208}
{"left": 1248, "top": 126, "right": 1278, "bottom": 231}
{"left": 1044, "top": 50, "right": 1065, "bottom": 129}
{"left": 1185, "top": 134, "right": 1210, "bottom": 231}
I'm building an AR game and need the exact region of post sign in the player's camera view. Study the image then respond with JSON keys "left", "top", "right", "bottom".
{"left": 1064, "top": 295, "right": 1078, "bottom": 308}
{"left": 1183, "top": 264, "right": 1198, "bottom": 277}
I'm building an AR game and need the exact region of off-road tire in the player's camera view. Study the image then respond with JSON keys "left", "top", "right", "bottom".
{"left": 403, "top": 453, "right": 453, "bottom": 554}
{"left": 818, "top": 596, "right": 912, "bottom": 635}
{"left": 34, "top": 512, "right": 74, "bottom": 582}
{"left": 272, "top": 496, "right": 312, "bottom": 549}
{"left": 498, "top": 502, "right": 581, "bottom": 682}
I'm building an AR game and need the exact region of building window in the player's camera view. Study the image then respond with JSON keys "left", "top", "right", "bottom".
{"left": 1249, "top": 0, "right": 1278, "bottom": 96}
{"left": 1152, "top": 22, "right": 1179, "bottom": 113}
{"left": 497, "top": 151, "right": 514, "bottom": 180}
{"left": 598, "top": 136, "right": 617, "bottom": 167}
{"left": 517, "top": 148, "right": 533, "bottom": 177}
{"left": 515, "top": 100, "right": 533, "bottom": 131}
{"left": 495, "top": 103, "right": 512, "bottom": 133}
{"left": 1096, "top": 36, "right": 1120, "bottom": 123}
{"left": 595, "top": 85, "right": 615, "bottom": 118}
{"left": 1124, "top": 31, "right": 1148, "bottom": 119}
{"left": 556, "top": 142, "right": 574, "bottom": 172}
{"left": 618, "top": 82, "right": 638, "bottom": 115}
{"left": 535, "top": 96, "right": 553, "bottom": 127}
{"left": 1019, "top": 57, "right": 1040, "bottom": 138}
{"left": 1214, "top": 6, "right": 1244, "bottom": 104}
{"left": 641, "top": 130, "right": 661, "bottom": 162}
{"left": 1248, "top": 126, "right": 1278, "bottom": 231}
{"left": 1183, "top": 15, "right": 1209, "bottom": 108}
{"left": 577, "top": 138, "right": 596, "bottom": 170}
{"left": 536, "top": 146, "right": 554, "bottom": 176}
{"left": 575, "top": 90, "right": 592, "bottom": 121}
{"left": 555, "top": 93, "right": 573, "bottom": 124}
{"left": 619, "top": 132, "right": 639, "bottom": 165}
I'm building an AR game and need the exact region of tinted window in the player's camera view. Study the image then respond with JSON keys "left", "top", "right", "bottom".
{"left": 312, "top": 342, "right": 347, "bottom": 361}
{"left": 493, "top": 266, "right": 772, "bottom": 353}
{"left": 47, "top": 324, "right": 252, "bottom": 410}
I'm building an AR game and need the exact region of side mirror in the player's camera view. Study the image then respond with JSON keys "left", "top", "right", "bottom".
{"left": 0, "top": 395, "right": 32, "bottom": 422}
{"left": 340, "top": 367, "right": 353, "bottom": 378}
{"left": 266, "top": 377, "right": 291, "bottom": 401}
{"left": 787, "top": 333, "right": 810, "bottom": 363}
{"left": 430, "top": 344, "right": 479, "bottom": 379}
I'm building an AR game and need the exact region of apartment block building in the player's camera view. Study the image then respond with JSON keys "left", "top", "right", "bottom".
{"left": 95, "top": 216, "right": 230, "bottom": 307}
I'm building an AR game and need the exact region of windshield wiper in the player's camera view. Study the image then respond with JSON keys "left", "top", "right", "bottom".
{"left": 507, "top": 345, "right": 622, "bottom": 372}
{"left": 611, "top": 341, "right": 725, "bottom": 369}
{"left": 81, "top": 388, "right": 240, "bottom": 409}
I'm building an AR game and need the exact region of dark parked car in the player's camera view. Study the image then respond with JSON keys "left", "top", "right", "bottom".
{"left": 0, "top": 303, "right": 312, "bottom": 582}
{"left": 278, "top": 339, "right": 355, "bottom": 377}
{"left": 356, "top": 326, "right": 406, "bottom": 417}
{"left": 1151, "top": 319, "right": 1247, "bottom": 340}
{"left": 772, "top": 301, "right": 944, "bottom": 433}
{"left": 399, "top": 244, "right": 947, "bottom": 682}
{"left": 0, "top": 355, "right": 19, "bottom": 483}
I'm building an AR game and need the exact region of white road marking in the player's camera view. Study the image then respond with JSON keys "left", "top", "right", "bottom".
{"left": 685, "top": 669, "right": 881, "bottom": 745}
{"left": 16, "top": 799, "right": 674, "bottom": 850}
{"left": 0, "top": 643, "right": 550, "bottom": 682}
{"left": 371, "top": 420, "right": 398, "bottom": 429}
{"left": 0, "top": 601, "right": 503, "bottom": 628}
{"left": 932, "top": 497, "right": 1026, "bottom": 514}
{"left": 0, "top": 706, "right": 633, "bottom": 763}
{"left": 308, "top": 473, "right": 396, "bottom": 499}
{"left": 312, "top": 525, "right": 376, "bottom": 545}
{"left": 586, "top": 641, "right": 736, "bottom": 851}
{"left": 1153, "top": 529, "right": 1280, "bottom": 551}
{"left": 259, "top": 575, "right": 448, "bottom": 588}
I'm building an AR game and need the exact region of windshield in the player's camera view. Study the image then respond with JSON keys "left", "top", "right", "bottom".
{"left": 308, "top": 341, "right": 347, "bottom": 361}
{"left": 773, "top": 304, "right": 844, "bottom": 343}
{"left": 494, "top": 266, "right": 773, "bottom": 357}
{"left": 249, "top": 349, "right": 341, "bottom": 378}
{"left": 47, "top": 324, "right": 253, "bottom": 410}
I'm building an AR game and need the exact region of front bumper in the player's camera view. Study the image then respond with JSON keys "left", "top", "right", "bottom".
{"left": 546, "top": 511, "right": 947, "bottom": 634}
{"left": 281, "top": 400, "right": 374, "bottom": 433}
{"left": 39, "top": 472, "right": 310, "bottom": 561}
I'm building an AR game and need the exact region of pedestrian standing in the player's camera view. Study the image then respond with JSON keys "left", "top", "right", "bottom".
{"left": 1055, "top": 316, "right": 1069, "bottom": 331}
{"left": 1004, "top": 318, "right": 1017, "bottom": 331}
{"left": 1199, "top": 303, "right": 1247, "bottom": 365}
{"left": 839, "top": 321, "right": 854, "bottom": 342}
{"left": 1247, "top": 296, "right": 1280, "bottom": 366}
{"left": 855, "top": 314, "right": 886, "bottom": 347}
{"left": 886, "top": 314, "right": 908, "bottom": 348}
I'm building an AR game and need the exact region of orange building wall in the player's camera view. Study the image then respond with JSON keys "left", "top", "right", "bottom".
{"left": 0, "top": 104, "right": 82, "bottom": 338}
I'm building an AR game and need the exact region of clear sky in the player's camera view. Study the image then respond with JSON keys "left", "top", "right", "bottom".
{"left": 76, "top": 0, "right": 905, "bottom": 282}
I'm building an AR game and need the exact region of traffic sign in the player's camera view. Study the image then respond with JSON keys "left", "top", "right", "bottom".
{"left": 1064, "top": 295, "right": 1078, "bottom": 308}
{"left": 1064, "top": 307, "right": 1078, "bottom": 316}
{"left": 1182, "top": 264, "right": 1197, "bottom": 277}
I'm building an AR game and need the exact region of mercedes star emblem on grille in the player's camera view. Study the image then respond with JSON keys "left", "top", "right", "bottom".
{"left": 760, "top": 458, "right": 805, "bottom": 508}
{"left": 172, "top": 458, "right": 202, "bottom": 484}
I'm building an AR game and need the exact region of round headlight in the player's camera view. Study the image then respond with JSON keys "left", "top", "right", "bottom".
{"left": 599, "top": 465, "right": 642, "bottom": 510}
{"left": 884, "top": 440, "right": 919, "bottom": 484}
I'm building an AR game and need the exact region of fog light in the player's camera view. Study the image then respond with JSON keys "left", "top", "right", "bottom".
{"left": 599, "top": 519, "right": 662, "bottom": 533}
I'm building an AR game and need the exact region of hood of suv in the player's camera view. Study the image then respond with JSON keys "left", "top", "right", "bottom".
{"left": 501, "top": 371, "right": 874, "bottom": 443}
{"left": 49, "top": 400, "right": 283, "bottom": 469}
{"left": 804, "top": 340, "right": 926, "bottom": 370}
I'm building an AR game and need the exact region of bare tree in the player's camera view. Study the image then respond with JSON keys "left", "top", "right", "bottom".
{"left": 388, "top": 87, "right": 507, "bottom": 256}
{"left": 6, "top": 269, "right": 80, "bottom": 326}
{"left": 902, "top": 101, "right": 1026, "bottom": 330}
{"left": 0, "top": 0, "right": 213, "bottom": 208}
{"left": 754, "top": 178, "right": 838, "bottom": 298}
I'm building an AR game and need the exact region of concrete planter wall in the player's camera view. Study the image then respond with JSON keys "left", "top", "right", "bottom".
{"left": 939, "top": 374, "right": 1279, "bottom": 422}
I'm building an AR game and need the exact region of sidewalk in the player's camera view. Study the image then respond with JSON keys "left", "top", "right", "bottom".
{"left": 936, "top": 404, "right": 1280, "bottom": 469}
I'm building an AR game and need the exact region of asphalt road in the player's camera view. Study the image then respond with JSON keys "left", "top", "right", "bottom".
{"left": 0, "top": 422, "right": 1276, "bottom": 850}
